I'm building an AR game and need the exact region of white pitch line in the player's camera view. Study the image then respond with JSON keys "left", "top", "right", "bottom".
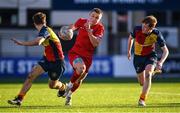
{"left": 151, "top": 92, "right": 180, "bottom": 96}
{"left": 0, "top": 112, "right": 179, "bottom": 113}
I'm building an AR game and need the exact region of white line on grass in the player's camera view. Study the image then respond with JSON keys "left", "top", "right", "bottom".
{"left": 0, "top": 111, "right": 178, "bottom": 113}
{"left": 151, "top": 92, "right": 180, "bottom": 96}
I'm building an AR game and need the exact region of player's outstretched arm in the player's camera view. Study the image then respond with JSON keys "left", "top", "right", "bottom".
{"left": 11, "top": 38, "right": 24, "bottom": 46}
{"left": 11, "top": 37, "right": 45, "bottom": 46}
{"left": 69, "top": 24, "right": 76, "bottom": 31}
{"left": 127, "top": 35, "right": 134, "bottom": 60}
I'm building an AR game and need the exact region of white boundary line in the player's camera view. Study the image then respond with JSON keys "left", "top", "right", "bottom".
{"left": 0, "top": 112, "right": 179, "bottom": 113}
{"left": 151, "top": 92, "right": 180, "bottom": 96}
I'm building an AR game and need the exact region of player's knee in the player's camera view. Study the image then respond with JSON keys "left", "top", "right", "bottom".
{"left": 147, "top": 70, "right": 153, "bottom": 74}
{"left": 49, "top": 83, "right": 56, "bottom": 89}
{"left": 48, "top": 81, "right": 56, "bottom": 89}
{"left": 75, "top": 65, "right": 86, "bottom": 75}
{"left": 145, "top": 70, "right": 152, "bottom": 78}
{"left": 145, "top": 66, "right": 154, "bottom": 75}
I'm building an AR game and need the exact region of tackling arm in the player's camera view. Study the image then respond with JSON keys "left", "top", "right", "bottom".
{"left": 127, "top": 35, "right": 134, "bottom": 60}
{"left": 11, "top": 37, "right": 45, "bottom": 46}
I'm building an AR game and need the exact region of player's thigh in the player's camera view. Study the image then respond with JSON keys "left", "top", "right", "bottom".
{"left": 48, "top": 60, "right": 65, "bottom": 81}
{"left": 145, "top": 64, "right": 156, "bottom": 75}
{"left": 29, "top": 64, "right": 45, "bottom": 80}
{"left": 133, "top": 55, "right": 146, "bottom": 73}
{"left": 145, "top": 53, "right": 157, "bottom": 74}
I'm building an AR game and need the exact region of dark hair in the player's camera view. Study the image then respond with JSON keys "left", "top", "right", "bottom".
{"left": 32, "top": 12, "right": 46, "bottom": 25}
{"left": 90, "top": 8, "right": 103, "bottom": 15}
{"left": 142, "top": 15, "right": 157, "bottom": 28}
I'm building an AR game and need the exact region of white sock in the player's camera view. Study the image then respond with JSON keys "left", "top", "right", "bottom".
{"left": 67, "top": 91, "right": 72, "bottom": 97}
{"left": 68, "top": 82, "right": 73, "bottom": 89}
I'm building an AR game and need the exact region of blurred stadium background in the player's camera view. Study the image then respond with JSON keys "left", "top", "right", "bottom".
{"left": 0, "top": 0, "right": 179, "bottom": 80}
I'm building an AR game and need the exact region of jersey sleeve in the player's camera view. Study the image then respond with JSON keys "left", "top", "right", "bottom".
{"left": 130, "top": 27, "right": 137, "bottom": 39}
{"left": 157, "top": 30, "right": 166, "bottom": 47}
{"left": 74, "top": 18, "right": 84, "bottom": 28}
{"left": 93, "top": 25, "right": 104, "bottom": 40}
{"left": 38, "top": 27, "right": 50, "bottom": 39}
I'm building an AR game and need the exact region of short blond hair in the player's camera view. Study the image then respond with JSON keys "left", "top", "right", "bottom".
{"left": 90, "top": 8, "right": 103, "bottom": 15}
{"left": 142, "top": 15, "right": 157, "bottom": 28}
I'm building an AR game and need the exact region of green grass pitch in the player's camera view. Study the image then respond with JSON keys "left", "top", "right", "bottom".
{"left": 0, "top": 82, "right": 180, "bottom": 113}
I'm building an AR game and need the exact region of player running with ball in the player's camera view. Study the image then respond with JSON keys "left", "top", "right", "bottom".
{"left": 58, "top": 8, "right": 104, "bottom": 106}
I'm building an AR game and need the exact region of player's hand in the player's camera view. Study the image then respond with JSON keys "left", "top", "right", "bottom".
{"left": 127, "top": 52, "right": 131, "bottom": 60}
{"left": 84, "top": 21, "right": 91, "bottom": 32}
{"left": 11, "top": 38, "right": 24, "bottom": 46}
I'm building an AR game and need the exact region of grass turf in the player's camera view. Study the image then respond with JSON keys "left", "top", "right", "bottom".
{"left": 0, "top": 82, "right": 180, "bottom": 113}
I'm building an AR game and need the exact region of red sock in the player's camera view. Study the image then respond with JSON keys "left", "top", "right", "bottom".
{"left": 70, "top": 72, "right": 79, "bottom": 83}
{"left": 70, "top": 72, "right": 81, "bottom": 92}
{"left": 18, "top": 94, "right": 25, "bottom": 101}
{"left": 71, "top": 82, "right": 80, "bottom": 92}
{"left": 140, "top": 93, "right": 146, "bottom": 101}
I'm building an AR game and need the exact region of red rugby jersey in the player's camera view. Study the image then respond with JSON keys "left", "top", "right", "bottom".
{"left": 70, "top": 18, "right": 104, "bottom": 57}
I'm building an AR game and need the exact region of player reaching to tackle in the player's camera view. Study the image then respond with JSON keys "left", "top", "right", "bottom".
{"left": 127, "top": 15, "right": 169, "bottom": 106}
{"left": 8, "top": 12, "right": 66, "bottom": 106}
{"left": 58, "top": 8, "right": 104, "bottom": 106}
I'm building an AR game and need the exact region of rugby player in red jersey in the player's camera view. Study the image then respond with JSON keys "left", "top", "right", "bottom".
{"left": 58, "top": 8, "right": 104, "bottom": 106}
{"left": 8, "top": 12, "right": 66, "bottom": 106}
{"left": 127, "top": 15, "right": 169, "bottom": 106}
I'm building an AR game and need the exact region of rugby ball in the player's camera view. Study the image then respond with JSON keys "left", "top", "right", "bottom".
{"left": 59, "top": 26, "right": 73, "bottom": 40}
